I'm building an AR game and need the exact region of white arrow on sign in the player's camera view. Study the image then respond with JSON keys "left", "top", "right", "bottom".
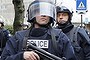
{"left": 78, "top": 2, "right": 85, "bottom": 9}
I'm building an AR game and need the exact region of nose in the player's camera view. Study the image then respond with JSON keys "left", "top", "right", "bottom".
{"left": 59, "top": 15, "right": 63, "bottom": 19}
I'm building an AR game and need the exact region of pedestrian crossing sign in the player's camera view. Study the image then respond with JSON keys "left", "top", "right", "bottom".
{"left": 76, "top": 0, "right": 87, "bottom": 10}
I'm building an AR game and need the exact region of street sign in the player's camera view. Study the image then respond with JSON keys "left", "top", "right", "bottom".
{"left": 76, "top": 0, "right": 87, "bottom": 14}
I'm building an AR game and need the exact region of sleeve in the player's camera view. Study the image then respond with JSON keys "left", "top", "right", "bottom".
{"left": 78, "top": 28, "right": 90, "bottom": 60}
{"left": 59, "top": 32, "right": 77, "bottom": 60}
{"left": 1, "top": 35, "right": 24, "bottom": 60}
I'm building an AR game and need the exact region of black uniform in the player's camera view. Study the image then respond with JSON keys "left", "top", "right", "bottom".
{"left": 56, "top": 23, "right": 90, "bottom": 60}
{"left": 1, "top": 1, "right": 77, "bottom": 60}
{"left": 1, "top": 28, "right": 76, "bottom": 60}
{"left": 0, "top": 28, "right": 11, "bottom": 56}
{"left": 56, "top": 6, "right": 90, "bottom": 60}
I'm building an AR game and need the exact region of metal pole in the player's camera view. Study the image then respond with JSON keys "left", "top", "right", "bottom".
{"left": 55, "top": 0, "right": 56, "bottom": 4}
{"left": 81, "top": 14, "right": 83, "bottom": 27}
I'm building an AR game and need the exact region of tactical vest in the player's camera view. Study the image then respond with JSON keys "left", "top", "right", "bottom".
{"left": 22, "top": 28, "right": 62, "bottom": 60}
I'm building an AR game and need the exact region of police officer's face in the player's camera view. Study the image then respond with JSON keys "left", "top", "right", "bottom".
{"left": 36, "top": 15, "right": 50, "bottom": 25}
{"left": 57, "top": 13, "right": 69, "bottom": 24}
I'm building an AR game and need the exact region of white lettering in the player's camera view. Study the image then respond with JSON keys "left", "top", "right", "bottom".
{"left": 27, "top": 39, "right": 49, "bottom": 48}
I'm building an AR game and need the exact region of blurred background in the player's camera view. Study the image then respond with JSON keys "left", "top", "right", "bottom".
{"left": 0, "top": 0, "right": 90, "bottom": 33}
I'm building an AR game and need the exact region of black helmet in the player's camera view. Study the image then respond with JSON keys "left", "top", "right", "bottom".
{"left": 56, "top": 6, "right": 73, "bottom": 20}
{"left": 27, "top": 0, "right": 56, "bottom": 24}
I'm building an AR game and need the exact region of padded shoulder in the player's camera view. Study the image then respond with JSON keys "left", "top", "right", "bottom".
{"left": 78, "top": 28, "right": 90, "bottom": 44}
{"left": 50, "top": 28, "right": 62, "bottom": 36}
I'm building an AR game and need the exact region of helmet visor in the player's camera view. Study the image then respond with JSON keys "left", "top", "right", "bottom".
{"left": 28, "top": 2, "right": 56, "bottom": 21}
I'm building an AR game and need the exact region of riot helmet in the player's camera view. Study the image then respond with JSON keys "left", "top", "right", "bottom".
{"left": 56, "top": 6, "right": 73, "bottom": 21}
{"left": 27, "top": 0, "right": 56, "bottom": 24}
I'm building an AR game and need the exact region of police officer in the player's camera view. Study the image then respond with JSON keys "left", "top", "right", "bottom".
{"left": 0, "top": 17, "right": 11, "bottom": 56}
{"left": 56, "top": 6, "right": 90, "bottom": 60}
{"left": 1, "top": 1, "right": 76, "bottom": 60}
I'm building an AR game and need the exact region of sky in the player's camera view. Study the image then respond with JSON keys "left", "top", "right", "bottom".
{"left": 56, "top": 0, "right": 90, "bottom": 23}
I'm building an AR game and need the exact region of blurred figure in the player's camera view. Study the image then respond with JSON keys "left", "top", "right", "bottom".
{"left": 0, "top": 17, "right": 11, "bottom": 56}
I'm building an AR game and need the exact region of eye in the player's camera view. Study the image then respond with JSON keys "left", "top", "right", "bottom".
{"left": 57, "top": 14, "right": 61, "bottom": 17}
{"left": 62, "top": 13, "right": 68, "bottom": 16}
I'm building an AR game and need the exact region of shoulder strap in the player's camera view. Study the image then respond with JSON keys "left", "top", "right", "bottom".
{"left": 50, "top": 28, "right": 60, "bottom": 56}
{"left": 73, "top": 27, "right": 79, "bottom": 47}
{"left": 22, "top": 29, "right": 31, "bottom": 50}
{"left": 70, "top": 27, "right": 81, "bottom": 52}
{"left": 69, "top": 27, "right": 76, "bottom": 42}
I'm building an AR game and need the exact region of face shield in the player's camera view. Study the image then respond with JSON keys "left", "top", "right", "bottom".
{"left": 28, "top": 1, "right": 56, "bottom": 22}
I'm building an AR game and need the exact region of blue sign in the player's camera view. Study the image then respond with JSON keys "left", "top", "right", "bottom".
{"left": 76, "top": 0, "right": 87, "bottom": 10}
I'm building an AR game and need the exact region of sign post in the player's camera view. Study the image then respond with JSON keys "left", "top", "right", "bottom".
{"left": 76, "top": 0, "right": 87, "bottom": 27}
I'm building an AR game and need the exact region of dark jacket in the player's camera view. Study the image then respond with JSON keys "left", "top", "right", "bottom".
{"left": 56, "top": 24, "right": 90, "bottom": 60}
{"left": 0, "top": 28, "right": 11, "bottom": 56}
{"left": 1, "top": 28, "right": 76, "bottom": 60}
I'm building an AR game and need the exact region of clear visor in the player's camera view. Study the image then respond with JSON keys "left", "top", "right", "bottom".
{"left": 28, "top": 2, "right": 56, "bottom": 20}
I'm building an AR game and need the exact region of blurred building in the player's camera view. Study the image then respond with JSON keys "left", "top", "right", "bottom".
{"left": 0, "top": 0, "right": 32, "bottom": 25}
{"left": 0, "top": 0, "right": 14, "bottom": 25}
